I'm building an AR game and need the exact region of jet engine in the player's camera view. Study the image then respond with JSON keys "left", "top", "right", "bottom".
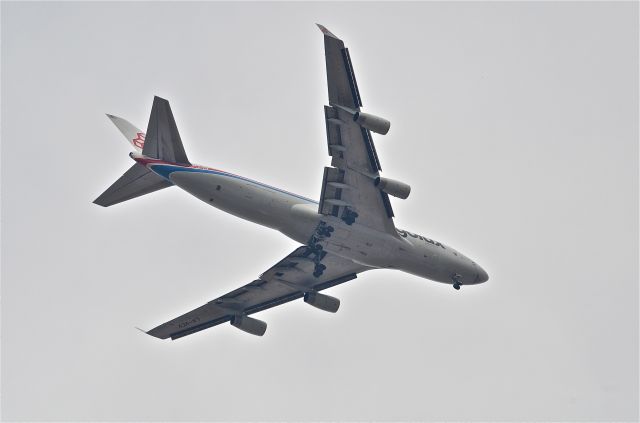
{"left": 230, "top": 315, "right": 267, "bottom": 336}
{"left": 304, "top": 292, "right": 340, "bottom": 313}
{"left": 375, "top": 177, "right": 411, "bottom": 199}
{"left": 353, "top": 112, "right": 391, "bottom": 135}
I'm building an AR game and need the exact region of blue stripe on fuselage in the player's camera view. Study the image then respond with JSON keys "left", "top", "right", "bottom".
{"left": 149, "top": 164, "right": 318, "bottom": 204}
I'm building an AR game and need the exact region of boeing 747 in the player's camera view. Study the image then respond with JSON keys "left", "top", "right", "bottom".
{"left": 94, "top": 25, "right": 488, "bottom": 339}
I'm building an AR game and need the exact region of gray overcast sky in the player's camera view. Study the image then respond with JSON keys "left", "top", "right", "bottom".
{"left": 1, "top": 1, "right": 638, "bottom": 421}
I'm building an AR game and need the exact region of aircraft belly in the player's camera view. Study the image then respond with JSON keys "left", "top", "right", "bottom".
{"left": 166, "top": 172, "right": 467, "bottom": 284}
{"left": 169, "top": 171, "right": 292, "bottom": 230}
{"left": 314, "top": 218, "right": 400, "bottom": 269}
{"left": 391, "top": 237, "right": 471, "bottom": 284}
{"left": 314, "top": 221, "right": 456, "bottom": 283}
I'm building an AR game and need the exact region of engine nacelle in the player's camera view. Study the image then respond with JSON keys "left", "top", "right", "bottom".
{"left": 304, "top": 292, "right": 340, "bottom": 313}
{"left": 230, "top": 315, "right": 267, "bottom": 336}
{"left": 353, "top": 112, "right": 391, "bottom": 135}
{"left": 375, "top": 177, "right": 411, "bottom": 199}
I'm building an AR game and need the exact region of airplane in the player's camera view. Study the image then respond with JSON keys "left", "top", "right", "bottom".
{"left": 94, "top": 25, "right": 488, "bottom": 340}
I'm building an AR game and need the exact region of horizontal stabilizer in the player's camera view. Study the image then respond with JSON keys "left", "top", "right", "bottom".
{"left": 94, "top": 163, "right": 172, "bottom": 207}
{"left": 143, "top": 96, "right": 190, "bottom": 165}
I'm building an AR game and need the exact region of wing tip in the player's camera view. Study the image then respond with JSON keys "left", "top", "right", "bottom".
{"left": 316, "top": 23, "right": 338, "bottom": 39}
{"left": 136, "top": 326, "right": 167, "bottom": 340}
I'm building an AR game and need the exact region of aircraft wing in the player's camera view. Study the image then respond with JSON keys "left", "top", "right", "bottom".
{"left": 317, "top": 24, "right": 397, "bottom": 236}
{"left": 146, "top": 246, "right": 370, "bottom": 340}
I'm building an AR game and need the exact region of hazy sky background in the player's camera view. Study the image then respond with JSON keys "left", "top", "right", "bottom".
{"left": 2, "top": 1, "right": 638, "bottom": 421}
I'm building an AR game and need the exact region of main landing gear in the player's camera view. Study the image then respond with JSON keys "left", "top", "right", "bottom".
{"left": 317, "top": 225, "right": 334, "bottom": 237}
{"left": 341, "top": 208, "right": 358, "bottom": 225}
{"left": 306, "top": 221, "right": 334, "bottom": 278}
{"left": 313, "top": 263, "right": 327, "bottom": 278}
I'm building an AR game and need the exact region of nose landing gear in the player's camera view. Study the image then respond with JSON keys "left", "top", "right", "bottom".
{"left": 451, "top": 274, "right": 462, "bottom": 290}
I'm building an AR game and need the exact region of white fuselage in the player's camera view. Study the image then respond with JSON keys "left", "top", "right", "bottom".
{"left": 140, "top": 157, "right": 488, "bottom": 287}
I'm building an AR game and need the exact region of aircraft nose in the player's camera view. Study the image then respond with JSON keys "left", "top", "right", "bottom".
{"left": 475, "top": 267, "right": 489, "bottom": 283}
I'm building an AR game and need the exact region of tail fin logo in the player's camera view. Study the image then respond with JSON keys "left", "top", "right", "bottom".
{"left": 132, "top": 132, "right": 146, "bottom": 149}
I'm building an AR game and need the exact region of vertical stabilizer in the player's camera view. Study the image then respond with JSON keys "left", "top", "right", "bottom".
{"left": 106, "top": 114, "right": 146, "bottom": 152}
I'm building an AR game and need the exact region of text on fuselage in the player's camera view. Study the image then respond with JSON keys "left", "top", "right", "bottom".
{"left": 397, "top": 229, "right": 445, "bottom": 249}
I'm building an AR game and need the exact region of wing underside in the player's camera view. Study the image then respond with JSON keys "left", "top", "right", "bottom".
{"left": 318, "top": 25, "right": 397, "bottom": 236}
{"left": 147, "top": 247, "right": 369, "bottom": 340}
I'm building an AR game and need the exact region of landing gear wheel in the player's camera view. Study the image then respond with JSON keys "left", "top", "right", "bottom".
{"left": 453, "top": 283, "right": 461, "bottom": 290}
{"left": 313, "top": 263, "right": 326, "bottom": 278}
